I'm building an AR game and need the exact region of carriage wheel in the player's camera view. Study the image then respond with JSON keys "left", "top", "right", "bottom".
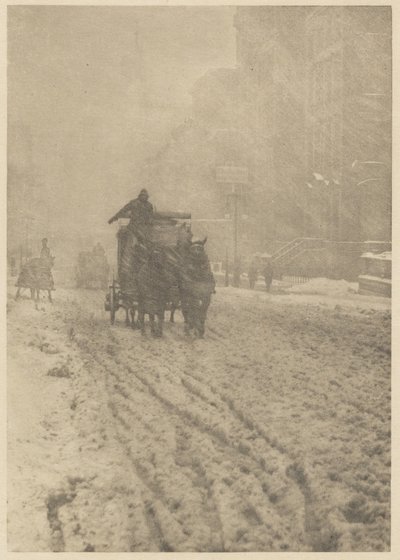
{"left": 110, "top": 284, "right": 116, "bottom": 325}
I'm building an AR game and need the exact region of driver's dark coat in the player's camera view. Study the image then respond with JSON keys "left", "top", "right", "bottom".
{"left": 109, "top": 197, "right": 154, "bottom": 227}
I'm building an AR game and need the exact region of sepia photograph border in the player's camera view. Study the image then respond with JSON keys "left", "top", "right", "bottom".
{"left": 0, "top": 0, "right": 398, "bottom": 559}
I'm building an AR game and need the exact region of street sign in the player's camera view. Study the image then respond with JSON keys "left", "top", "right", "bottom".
{"left": 216, "top": 166, "right": 248, "bottom": 184}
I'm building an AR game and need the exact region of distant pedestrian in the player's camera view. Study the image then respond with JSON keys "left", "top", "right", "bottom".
{"left": 262, "top": 258, "right": 273, "bottom": 292}
{"left": 92, "top": 242, "right": 105, "bottom": 256}
{"left": 233, "top": 257, "right": 242, "bottom": 287}
{"left": 40, "top": 238, "right": 51, "bottom": 260}
{"left": 248, "top": 258, "right": 259, "bottom": 290}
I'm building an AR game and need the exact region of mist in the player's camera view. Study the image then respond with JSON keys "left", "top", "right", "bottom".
{"left": 8, "top": 6, "right": 236, "bottom": 270}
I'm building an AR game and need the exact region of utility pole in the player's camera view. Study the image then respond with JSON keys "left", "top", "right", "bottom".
{"left": 337, "top": 183, "right": 342, "bottom": 241}
{"left": 216, "top": 163, "right": 248, "bottom": 287}
{"left": 228, "top": 184, "right": 241, "bottom": 288}
{"left": 233, "top": 184, "right": 239, "bottom": 286}
{"left": 25, "top": 218, "right": 29, "bottom": 262}
{"left": 225, "top": 247, "right": 229, "bottom": 287}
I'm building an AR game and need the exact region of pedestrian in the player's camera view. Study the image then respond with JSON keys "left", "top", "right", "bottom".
{"left": 233, "top": 257, "right": 242, "bottom": 287}
{"left": 248, "top": 257, "right": 259, "bottom": 290}
{"left": 92, "top": 242, "right": 105, "bottom": 256}
{"left": 262, "top": 258, "right": 274, "bottom": 292}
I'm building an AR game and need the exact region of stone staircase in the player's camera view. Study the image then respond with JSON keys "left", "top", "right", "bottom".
{"left": 271, "top": 238, "right": 325, "bottom": 267}
{"left": 270, "top": 238, "right": 392, "bottom": 282}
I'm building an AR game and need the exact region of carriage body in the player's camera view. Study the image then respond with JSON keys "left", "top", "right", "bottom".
{"left": 15, "top": 257, "right": 55, "bottom": 291}
{"left": 15, "top": 256, "right": 55, "bottom": 302}
{"left": 105, "top": 212, "right": 191, "bottom": 324}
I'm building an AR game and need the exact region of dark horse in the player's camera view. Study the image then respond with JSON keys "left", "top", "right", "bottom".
{"left": 179, "top": 238, "right": 215, "bottom": 338}
{"left": 136, "top": 248, "right": 169, "bottom": 337}
{"left": 123, "top": 243, "right": 180, "bottom": 329}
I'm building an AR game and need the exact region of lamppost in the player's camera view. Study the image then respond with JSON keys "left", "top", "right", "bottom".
{"left": 351, "top": 160, "right": 390, "bottom": 240}
{"left": 216, "top": 164, "right": 249, "bottom": 287}
{"left": 226, "top": 186, "right": 241, "bottom": 287}
{"left": 306, "top": 172, "right": 341, "bottom": 241}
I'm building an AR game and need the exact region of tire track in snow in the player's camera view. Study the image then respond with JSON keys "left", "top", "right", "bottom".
{"left": 174, "top": 425, "right": 225, "bottom": 551}
{"left": 111, "top": 345, "right": 309, "bottom": 550}
{"left": 39, "top": 289, "right": 390, "bottom": 551}
{"left": 60, "top": 294, "right": 350, "bottom": 552}
{"left": 103, "top": 372, "right": 193, "bottom": 551}
{"left": 66, "top": 298, "right": 304, "bottom": 546}
{"left": 111, "top": 323, "right": 306, "bottom": 542}
{"left": 72, "top": 329, "right": 227, "bottom": 550}
{"left": 72, "top": 322, "right": 307, "bottom": 550}
{"left": 113, "top": 319, "right": 330, "bottom": 551}
{"left": 124, "top": 334, "right": 292, "bottom": 472}
{"left": 69, "top": 330, "right": 181, "bottom": 551}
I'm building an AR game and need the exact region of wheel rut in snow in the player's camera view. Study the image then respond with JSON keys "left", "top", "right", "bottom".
{"left": 75, "top": 332, "right": 308, "bottom": 550}
{"left": 62, "top": 298, "right": 347, "bottom": 551}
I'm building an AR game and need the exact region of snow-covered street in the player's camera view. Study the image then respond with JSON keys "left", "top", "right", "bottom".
{"left": 7, "top": 283, "right": 391, "bottom": 552}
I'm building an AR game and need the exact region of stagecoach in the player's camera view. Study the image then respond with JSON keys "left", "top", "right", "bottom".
{"left": 76, "top": 251, "right": 109, "bottom": 289}
{"left": 15, "top": 256, "right": 55, "bottom": 302}
{"left": 104, "top": 211, "right": 192, "bottom": 325}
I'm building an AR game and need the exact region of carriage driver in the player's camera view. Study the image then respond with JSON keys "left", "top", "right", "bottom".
{"left": 108, "top": 189, "right": 154, "bottom": 242}
{"left": 40, "top": 238, "right": 52, "bottom": 260}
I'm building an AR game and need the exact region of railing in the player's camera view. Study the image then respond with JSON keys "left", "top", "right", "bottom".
{"left": 282, "top": 275, "right": 310, "bottom": 284}
{"left": 271, "top": 238, "right": 303, "bottom": 261}
{"left": 272, "top": 238, "right": 325, "bottom": 266}
{"left": 271, "top": 239, "right": 391, "bottom": 282}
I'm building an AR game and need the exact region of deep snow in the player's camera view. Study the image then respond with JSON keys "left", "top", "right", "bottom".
{"left": 7, "top": 281, "right": 391, "bottom": 552}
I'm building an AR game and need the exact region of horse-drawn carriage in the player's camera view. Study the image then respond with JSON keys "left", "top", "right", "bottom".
{"left": 105, "top": 211, "right": 215, "bottom": 337}
{"left": 15, "top": 256, "right": 55, "bottom": 303}
{"left": 76, "top": 251, "right": 109, "bottom": 289}
{"left": 105, "top": 212, "right": 191, "bottom": 325}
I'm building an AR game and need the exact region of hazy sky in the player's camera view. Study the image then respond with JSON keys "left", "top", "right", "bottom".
{"left": 8, "top": 6, "right": 236, "bottom": 238}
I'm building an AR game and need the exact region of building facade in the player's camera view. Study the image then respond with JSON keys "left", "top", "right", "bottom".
{"left": 304, "top": 6, "right": 391, "bottom": 241}
{"left": 234, "top": 7, "right": 308, "bottom": 243}
{"left": 235, "top": 5, "right": 391, "bottom": 243}
{"left": 138, "top": 6, "right": 391, "bottom": 263}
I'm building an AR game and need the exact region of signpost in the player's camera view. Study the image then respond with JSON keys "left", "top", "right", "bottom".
{"left": 216, "top": 165, "right": 248, "bottom": 287}
{"left": 216, "top": 166, "right": 248, "bottom": 185}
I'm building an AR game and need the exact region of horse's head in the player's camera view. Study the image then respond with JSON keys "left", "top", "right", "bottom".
{"left": 189, "top": 237, "right": 207, "bottom": 260}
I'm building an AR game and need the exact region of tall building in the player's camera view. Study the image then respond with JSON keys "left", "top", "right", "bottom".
{"left": 234, "top": 7, "right": 308, "bottom": 243}
{"left": 137, "top": 6, "right": 391, "bottom": 261}
{"left": 235, "top": 5, "right": 391, "bottom": 242}
{"left": 304, "top": 6, "right": 391, "bottom": 241}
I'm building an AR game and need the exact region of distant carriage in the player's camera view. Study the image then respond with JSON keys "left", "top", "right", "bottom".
{"left": 15, "top": 256, "right": 55, "bottom": 302}
{"left": 76, "top": 251, "right": 109, "bottom": 289}
{"left": 105, "top": 212, "right": 192, "bottom": 328}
